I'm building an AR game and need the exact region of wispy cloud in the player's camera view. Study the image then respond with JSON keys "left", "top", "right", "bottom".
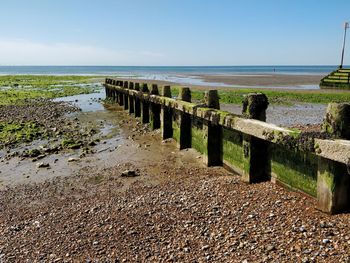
{"left": 0, "top": 39, "right": 165, "bottom": 65}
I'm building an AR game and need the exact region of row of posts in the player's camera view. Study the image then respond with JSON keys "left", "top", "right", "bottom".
{"left": 105, "top": 79, "right": 350, "bottom": 214}
{"left": 105, "top": 79, "right": 270, "bottom": 183}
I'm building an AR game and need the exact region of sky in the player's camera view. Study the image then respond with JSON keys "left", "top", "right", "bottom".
{"left": 0, "top": 0, "right": 349, "bottom": 66}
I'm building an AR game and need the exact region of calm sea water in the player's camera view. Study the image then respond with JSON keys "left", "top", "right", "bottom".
{"left": 0, "top": 65, "right": 344, "bottom": 75}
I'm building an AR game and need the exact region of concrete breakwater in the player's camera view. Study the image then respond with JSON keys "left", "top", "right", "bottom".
{"left": 104, "top": 78, "right": 350, "bottom": 214}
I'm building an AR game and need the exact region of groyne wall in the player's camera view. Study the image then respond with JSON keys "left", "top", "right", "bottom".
{"left": 104, "top": 78, "right": 350, "bottom": 214}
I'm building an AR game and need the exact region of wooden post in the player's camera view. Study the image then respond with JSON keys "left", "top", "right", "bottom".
{"left": 161, "top": 86, "right": 173, "bottom": 139}
{"left": 317, "top": 157, "right": 350, "bottom": 214}
{"left": 241, "top": 93, "right": 270, "bottom": 183}
{"left": 178, "top": 87, "right": 192, "bottom": 150}
{"left": 322, "top": 103, "right": 350, "bottom": 139}
{"left": 150, "top": 84, "right": 161, "bottom": 130}
{"left": 112, "top": 88, "right": 116, "bottom": 102}
{"left": 141, "top": 83, "right": 150, "bottom": 123}
{"left": 203, "top": 90, "right": 222, "bottom": 166}
{"left": 318, "top": 102, "right": 350, "bottom": 213}
{"left": 128, "top": 82, "right": 135, "bottom": 114}
{"left": 134, "top": 83, "right": 141, "bottom": 117}
{"left": 118, "top": 82, "right": 124, "bottom": 106}
{"left": 123, "top": 81, "right": 129, "bottom": 110}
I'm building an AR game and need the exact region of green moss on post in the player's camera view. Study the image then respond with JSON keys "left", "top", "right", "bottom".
{"left": 141, "top": 83, "right": 150, "bottom": 124}
{"left": 161, "top": 86, "right": 173, "bottom": 139}
{"left": 150, "top": 84, "right": 161, "bottom": 130}
{"left": 317, "top": 157, "right": 350, "bottom": 214}
{"left": 242, "top": 93, "right": 270, "bottom": 183}
{"left": 178, "top": 87, "right": 192, "bottom": 150}
{"left": 322, "top": 103, "right": 350, "bottom": 139}
{"left": 271, "top": 145, "right": 318, "bottom": 197}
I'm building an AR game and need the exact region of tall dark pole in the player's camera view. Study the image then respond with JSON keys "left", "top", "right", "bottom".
{"left": 340, "top": 22, "right": 349, "bottom": 69}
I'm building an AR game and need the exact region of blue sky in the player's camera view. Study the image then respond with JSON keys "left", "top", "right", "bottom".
{"left": 0, "top": 0, "right": 349, "bottom": 66}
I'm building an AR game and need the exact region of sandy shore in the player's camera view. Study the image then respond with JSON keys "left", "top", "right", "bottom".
{"left": 1, "top": 102, "right": 349, "bottom": 262}
{"left": 114, "top": 73, "right": 332, "bottom": 92}
{"left": 193, "top": 73, "right": 323, "bottom": 87}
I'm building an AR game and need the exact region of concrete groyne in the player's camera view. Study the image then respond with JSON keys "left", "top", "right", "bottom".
{"left": 104, "top": 79, "right": 350, "bottom": 214}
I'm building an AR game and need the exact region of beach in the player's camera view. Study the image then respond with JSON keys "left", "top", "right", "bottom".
{"left": 193, "top": 73, "right": 323, "bottom": 87}
{"left": 115, "top": 73, "right": 324, "bottom": 90}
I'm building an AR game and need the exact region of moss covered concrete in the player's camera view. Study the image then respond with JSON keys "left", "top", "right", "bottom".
{"left": 271, "top": 145, "right": 318, "bottom": 197}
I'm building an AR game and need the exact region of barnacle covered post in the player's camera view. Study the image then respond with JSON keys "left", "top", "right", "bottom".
{"left": 140, "top": 83, "right": 150, "bottom": 124}
{"left": 160, "top": 86, "right": 173, "bottom": 139}
{"left": 202, "top": 90, "right": 223, "bottom": 166}
{"left": 318, "top": 102, "right": 350, "bottom": 213}
{"left": 241, "top": 93, "right": 270, "bottom": 183}
{"left": 134, "top": 83, "right": 141, "bottom": 117}
{"left": 128, "top": 82, "right": 135, "bottom": 114}
{"left": 150, "top": 84, "right": 161, "bottom": 130}
{"left": 178, "top": 87, "right": 192, "bottom": 150}
{"left": 123, "top": 81, "right": 129, "bottom": 110}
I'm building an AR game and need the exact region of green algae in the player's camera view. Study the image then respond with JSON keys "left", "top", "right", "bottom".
{"left": 222, "top": 128, "right": 245, "bottom": 171}
{"left": 0, "top": 121, "right": 45, "bottom": 148}
{"left": 271, "top": 144, "right": 318, "bottom": 197}
{"left": 0, "top": 75, "right": 101, "bottom": 106}
{"left": 191, "top": 119, "right": 207, "bottom": 155}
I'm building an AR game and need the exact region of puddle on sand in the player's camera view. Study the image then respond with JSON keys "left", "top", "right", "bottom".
{"left": 0, "top": 86, "right": 125, "bottom": 188}
{"left": 53, "top": 84, "right": 105, "bottom": 112}
{"left": 0, "top": 85, "right": 205, "bottom": 190}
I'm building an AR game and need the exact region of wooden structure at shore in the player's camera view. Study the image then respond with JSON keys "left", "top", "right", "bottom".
{"left": 104, "top": 78, "right": 350, "bottom": 214}
{"left": 320, "top": 68, "right": 350, "bottom": 89}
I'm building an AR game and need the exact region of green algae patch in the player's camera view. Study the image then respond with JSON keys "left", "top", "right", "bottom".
{"left": 191, "top": 119, "right": 207, "bottom": 155}
{"left": 0, "top": 75, "right": 101, "bottom": 106}
{"left": 222, "top": 128, "right": 245, "bottom": 171}
{"left": 271, "top": 144, "right": 318, "bottom": 197}
{"left": 61, "top": 138, "right": 83, "bottom": 149}
{"left": 0, "top": 121, "right": 45, "bottom": 148}
{"left": 172, "top": 119, "right": 180, "bottom": 143}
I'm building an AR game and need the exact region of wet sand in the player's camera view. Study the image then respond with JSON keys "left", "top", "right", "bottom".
{"left": 116, "top": 73, "right": 327, "bottom": 90}
{"left": 193, "top": 73, "right": 323, "bottom": 87}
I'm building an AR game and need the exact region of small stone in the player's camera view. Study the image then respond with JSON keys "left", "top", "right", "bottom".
{"left": 266, "top": 245, "right": 275, "bottom": 252}
{"left": 68, "top": 157, "right": 79, "bottom": 162}
{"left": 322, "top": 239, "right": 330, "bottom": 244}
{"left": 121, "top": 170, "right": 139, "bottom": 177}
{"left": 201, "top": 245, "right": 210, "bottom": 250}
{"left": 36, "top": 162, "right": 50, "bottom": 168}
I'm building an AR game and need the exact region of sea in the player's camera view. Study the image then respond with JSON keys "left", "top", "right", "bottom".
{"left": 0, "top": 65, "right": 343, "bottom": 75}
{"left": 0, "top": 65, "right": 345, "bottom": 89}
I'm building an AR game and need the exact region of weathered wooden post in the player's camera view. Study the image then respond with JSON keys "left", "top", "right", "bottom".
{"left": 322, "top": 103, "right": 350, "bottom": 139}
{"left": 118, "top": 81, "right": 124, "bottom": 106}
{"left": 161, "top": 86, "right": 173, "bottom": 139}
{"left": 123, "top": 81, "right": 129, "bottom": 110}
{"left": 141, "top": 83, "right": 150, "bottom": 124}
{"left": 128, "top": 82, "right": 135, "bottom": 114}
{"left": 178, "top": 87, "right": 192, "bottom": 150}
{"left": 150, "top": 84, "right": 161, "bottom": 130}
{"left": 317, "top": 157, "right": 350, "bottom": 214}
{"left": 203, "top": 90, "right": 223, "bottom": 166}
{"left": 317, "top": 102, "right": 350, "bottom": 213}
{"left": 241, "top": 93, "right": 270, "bottom": 183}
{"left": 134, "top": 83, "right": 141, "bottom": 117}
